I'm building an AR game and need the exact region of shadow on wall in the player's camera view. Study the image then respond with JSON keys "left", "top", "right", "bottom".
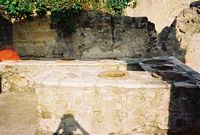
{"left": 168, "top": 87, "right": 200, "bottom": 135}
{"left": 53, "top": 114, "right": 90, "bottom": 135}
{"left": 136, "top": 57, "right": 200, "bottom": 135}
{"left": 139, "top": 1, "right": 200, "bottom": 134}
{"left": 150, "top": 61, "right": 200, "bottom": 135}
{"left": 156, "top": 1, "right": 200, "bottom": 134}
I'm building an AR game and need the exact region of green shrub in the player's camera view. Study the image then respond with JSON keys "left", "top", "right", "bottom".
{"left": 50, "top": 0, "right": 82, "bottom": 36}
{"left": 106, "top": 0, "right": 137, "bottom": 15}
{"left": 0, "top": 0, "right": 137, "bottom": 34}
{"left": 1, "top": 0, "right": 34, "bottom": 20}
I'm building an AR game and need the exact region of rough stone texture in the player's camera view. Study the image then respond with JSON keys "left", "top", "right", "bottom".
{"left": 34, "top": 69, "right": 170, "bottom": 135}
{"left": 13, "top": 12, "right": 152, "bottom": 60}
{"left": 13, "top": 16, "right": 57, "bottom": 58}
{"left": 0, "top": 57, "right": 200, "bottom": 134}
{"left": 125, "top": 0, "right": 195, "bottom": 33}
{"left": 157, "top": 7, "right": 200, "bottom": 72}
{"left": 139, "top": 57, "right": 200, "bottom": 134}
{"left": 0, "top": 60, "right": 126, "bottom": 92}
{"left": 185, "top": 32, "right": 200, "bottom": 72}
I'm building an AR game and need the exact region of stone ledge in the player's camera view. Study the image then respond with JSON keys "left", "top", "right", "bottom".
{"left": 34, "top": 69, "right": 170, "bottom": 89}
{"left": 0, "top": 59, "right": 126, "bottom": 67}
{"left": 0, "top": 60, "right": 127, "bottom": 93}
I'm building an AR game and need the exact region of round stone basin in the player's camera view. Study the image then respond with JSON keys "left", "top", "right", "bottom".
{"left": 98, "top": 70, "right": 129, "bottom": 79}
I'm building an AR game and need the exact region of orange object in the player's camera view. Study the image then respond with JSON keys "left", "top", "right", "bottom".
{"left": 0, "top": 49, "right": 20, "bottom": 61}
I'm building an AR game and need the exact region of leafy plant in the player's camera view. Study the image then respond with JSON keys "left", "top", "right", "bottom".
{"left": 1, "top": 0, "right": 35, "bottom": 20}
{"left": 49, "top": 0, "right": 82, "bottom": 36}
{"left": 106, "top": 0, "right": 137, "bottom": 15}
{"left": 79, "top": 0, "right": 102, "bottom": 11}
{"left": 0, "top": 0, "right": 138, "bottom": 35}
{"left": 35, "top": 0, "right": 48, "bottom": 17}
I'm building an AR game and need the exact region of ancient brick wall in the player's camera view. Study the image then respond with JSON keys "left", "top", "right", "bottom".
{"left": 13, "top": 12, "right": 153, "bottom": 60}
{"left": 0, "top": 16, "right": 13, "bottom": 48}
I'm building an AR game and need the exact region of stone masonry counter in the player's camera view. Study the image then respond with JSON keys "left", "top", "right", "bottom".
{"left": 34, "top": 68, "right": 171, "bottom": 135}
{"left": 0, "top": 60, "right": 126, "bottom": 92}
{"left": 1, "top": 57, "right": 200, "bottom": 135}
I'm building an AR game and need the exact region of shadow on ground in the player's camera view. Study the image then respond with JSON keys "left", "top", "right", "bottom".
{"left": 53, "top": 114, "right": 90, "bottom": 135}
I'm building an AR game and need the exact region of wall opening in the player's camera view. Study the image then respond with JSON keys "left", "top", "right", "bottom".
{"left": 0, "top": 16, "right": 13, "bottom": 49}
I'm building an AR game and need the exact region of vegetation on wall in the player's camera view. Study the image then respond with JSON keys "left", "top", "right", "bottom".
{"left": 49, "top": 0, "right": 82, "bottom": 35}
{"left": 106, "top": 0, "right": 137, "bottom": 15}
{"left": 0, "top": 0, "right": 35, "bottom": 20}
{"left": 0, "top": 0, "right": 137, "bottom": 35}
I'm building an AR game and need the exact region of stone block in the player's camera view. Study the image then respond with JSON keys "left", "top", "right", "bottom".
{"left": 32, "top": 69, "right": 171, "bottom": 135}
{"left": 31, "top": 31, "right": 57, "bottom": 41}
{"left": 16, "top": 22, "right": 31, "bottom": 31}
{"left": 18, "top": 32, "right": 27, "bottom": 40}
{"left": 30, "top": 21, "right": 50, "bottom": 30}
{"left": 41, "top": 111, "right": 52, "bottom": 119}
{"left": 34, "top": 41, "right": 50, "bottom": 57}
{"left": 14, "top": 41, "right": 35, "bottom": 56}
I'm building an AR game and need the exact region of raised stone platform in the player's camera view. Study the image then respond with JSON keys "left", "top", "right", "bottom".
{"left": 0, "top": 60, "right": 126, "bottom": 92}
{"left": 0, "top": 57, "right": 200, "bottom": 135}
{"left": 34, "top": 69, "right": 170, "bottom": 135}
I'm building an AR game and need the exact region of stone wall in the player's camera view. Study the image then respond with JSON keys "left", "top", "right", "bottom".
{"left": 0, "top": 16, "right": 13, "bottom": 48}
{"left": 157, "top": 7, "right": 200, "bottom": 72}
{"left": 13, "top": 12, "right": 152, "bottom": 60}
{"left": 13, "top": 16, "right": 57, "bottom": 58}
{"left": 124, "top": 0, "right": 200, "bottom": 73}
{"left": 125, "top": 0, "right": 194, "bottom": 33}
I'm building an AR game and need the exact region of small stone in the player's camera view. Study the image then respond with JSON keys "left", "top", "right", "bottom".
{"left": 41, "top": 111, "right": 52, "bottom": 119}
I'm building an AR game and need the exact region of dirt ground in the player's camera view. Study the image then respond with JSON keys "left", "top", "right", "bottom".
{"left": 0, "top": 92, "right": 38, "bottom": 135}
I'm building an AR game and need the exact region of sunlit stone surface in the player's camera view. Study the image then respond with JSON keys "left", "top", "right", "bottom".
{"left": 0, "top": 57, "right": 200, "bottom": 135}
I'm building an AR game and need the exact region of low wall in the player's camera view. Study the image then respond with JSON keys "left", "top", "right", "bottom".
{"left": 13, "top": 12, "right": 152, "bottom": 60}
